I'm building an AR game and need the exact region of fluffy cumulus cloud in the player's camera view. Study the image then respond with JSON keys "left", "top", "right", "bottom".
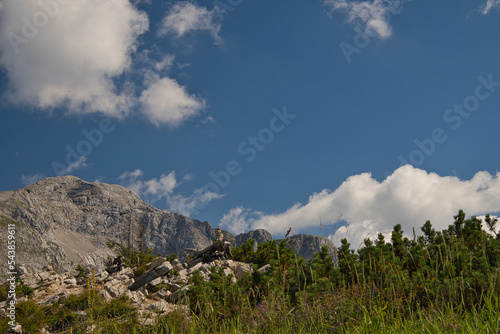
{"left": 119, "top": 169, "right": 223, "bottom": 216}
{"left": 158, "top": 2, "right": 222, "bottom": 44}
{"left": 167, "top": 188, "right": 224, "bottom": 216}
{"left": 119, "top": 169, "right": 178, "bottom": 200}
{"left": 0, "top": 0, "right": 149, "bottom": 117}
{"left": 220, "top": 207, "right": 264, "bottom": 235}
{"left": 481, "top": 0, "right": 500, "bottom": 14}
{"left": 324, "top": 0, "right": 405, "bottom": 39}
{"left": 0, "top": 0, "right": 206, "bottom": 127}
{"left": 220, "top": 165, "right": 500, "bottom": 249}
{"left": 139, "top": 75, "right": 205, "bottom": 126}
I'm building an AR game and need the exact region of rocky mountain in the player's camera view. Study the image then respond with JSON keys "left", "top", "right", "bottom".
{"left": 286, "top": 234, "right": 338, "bottom": 265}
{"left": 234, "top": 229, "right": 273, "bottom": 251}
{"left": 0, "top": 176, "right": 337, "bottom": 280}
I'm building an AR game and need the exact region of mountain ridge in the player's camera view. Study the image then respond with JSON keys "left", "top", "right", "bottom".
{"left": 0, "top": 176, "right": 337, "bottom": 280}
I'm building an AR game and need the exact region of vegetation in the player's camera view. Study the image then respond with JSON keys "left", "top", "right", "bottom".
{"left": 105, "top": 241, "right": 159, "bottom": 277}
{"left": 1, "top": 210, "right": 500, "bottom": 333}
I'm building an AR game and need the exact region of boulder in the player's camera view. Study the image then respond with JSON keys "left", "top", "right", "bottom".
{"left": 129, "top": 262, "right": 173, "bottom": 291}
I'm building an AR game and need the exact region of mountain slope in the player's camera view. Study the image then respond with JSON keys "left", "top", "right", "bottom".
{"left": 0, "top": 176, "right": 337, "bottom": 280}
{"left": 0, "top": 176, "right": 218, "bottom": 277}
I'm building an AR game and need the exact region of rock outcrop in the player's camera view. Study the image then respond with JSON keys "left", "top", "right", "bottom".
{"left": 0, "top": 257, "right": 254, "bottom": 333}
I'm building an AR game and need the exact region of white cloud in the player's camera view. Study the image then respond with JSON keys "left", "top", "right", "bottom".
{"left": 220, "top": 207, "right": 253, "bottom": 235}
{"left": 20, "top": 173, "right": 44, "bottom": 186}
{"left": 0, "top": 0, "right": 205, "bottom": 128}
{"left": 154, "top": 54, "right": 175, "bottom": 72}
{"left": 158, "top": 2, "right": 222, "bottom": 44}
{"left": 477, "top": 215, "right": 500, "bottom": 238}
{"left": 167, "top": 188, "right": 224, "bottom": 216}
{"left": 324, "top": 0, "right": 405, "bottom": 39}
{"left": 119, "top": 169, "right": 223, "bottom": 216}
{"left": 139, "top": 76, "right": 205, "bottom": 126}
{"left": 55, "top": 156, "right": 88, "bottom": 176}
{"left": 221, "top": 165, "right": 500, "bottom": 249}
{"left": 143, "top": 172, "right": 177, "bottom": 199}
{"left": 137, "top": 49, "right": 175, "bottom": 72}
{"left": 119, "top": 169, "right": 179, "bottom": 201}
{"left": 481, "top": 0, "right": 500, "bottom": 14}
{"left": 200, "top": 115, "right": 216, "bottom": 124}
{"left": 0, "top": 0, "right": 149, "bottom": 117}
{"left": 118, "top": 169, "right": 144, "bottom": 194}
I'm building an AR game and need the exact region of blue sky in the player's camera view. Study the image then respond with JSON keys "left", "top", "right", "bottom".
{"left": 1, "top": 0, "right": 500, "bottom": 247}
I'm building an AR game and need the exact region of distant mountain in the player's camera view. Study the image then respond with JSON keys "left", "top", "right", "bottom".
{"left": 234, "top": 229, "right": 273, "bottom": 251}
{"left": 0, "top": 176, "right": 337, "bottom": 280}
{"left": 286, "top": 234, "right": 338, "bottom": 265}
{"left": 235, "top": 229, "right": 338, "bottom": 266}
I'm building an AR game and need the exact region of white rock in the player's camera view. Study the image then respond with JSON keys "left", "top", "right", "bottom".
{"left": 107, "top": 284, "right": 127, "bottom": 298}
{"left": 148, "top": 300, "right": 169, "bottom": 313}
{"left": 223, "top": 268, "right": 233, "bottom": 277}
{"left": 6, "top": 324, "right": 22, "bottom": 334}
{"left": 177, "top": 269, "right": 188, "bottom": 278}
{"left": 96, "top": 271, "right": 109, "bottom": 283}
{"left": 125, "top": 290, "right": 145, "bottom": 304}
{"left": 99, "top": 289, "right": 112, "bottom": 302}
{"left": 37, "top": 271, "right": 51, "bottom": 281}
{"left": 200, "top": 264, "right": 211, "bottom": 273}
{"left": 140, "top": 317, "right": 156, "bottom": 326}
{"left": 149, "top": 277, "right": 162, "bottom": 287}
{"left": 187, "top": 262, "right": 203, "bottom": 275}
{"left": 18, "top": 265, "right": 28, "bottom": 275}
{"left": 258, "top": 264, "right": 272, "bottom": 273}
{"left": 64, "top": 278, "right": 77, "bottom": 285}
{"left": 104, "top": 279, "right": 120, "bottom": 290}
{"left": 118, "top": 267, "right": 134, "bottom": 278}
{"left": 155, "top": 288, "right": 171, "bottom": 299}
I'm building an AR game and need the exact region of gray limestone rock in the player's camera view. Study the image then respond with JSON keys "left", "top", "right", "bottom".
{"left": 129, "top": 262, "right": 173, "bottom": 291}
{"left": 286, "top": 234, "right": 338, "bottom": 265}
{"left": 234, "top": 229, "right": 273, "bottom": 251}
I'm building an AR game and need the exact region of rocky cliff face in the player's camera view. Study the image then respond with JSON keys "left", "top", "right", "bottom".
{"left": 234, "top": 229, "right": 273, "bottom": 251}
{"left": 286, "top": 234, "right": 338, "bottom": 265}
{"left": 0, "top": 176, "right": 219, "bottom": 278}
{"left": 235, "top": 229, "right": 338, "bottom": 263}
{"left": 0, "top": 176, "right": 337, "bottom": 280}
